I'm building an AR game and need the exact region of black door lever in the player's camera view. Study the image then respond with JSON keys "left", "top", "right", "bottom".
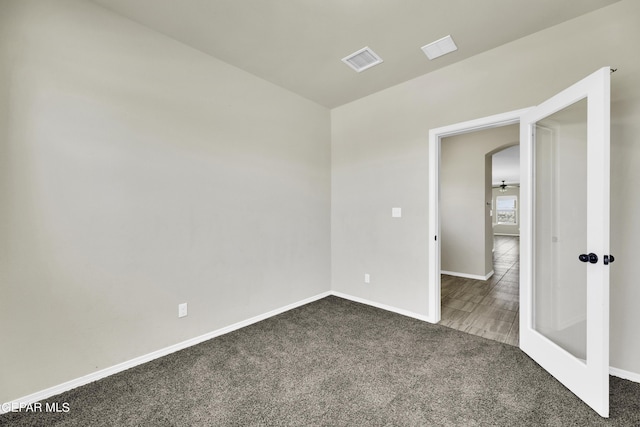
{"left": 579, "top": 253, "right": 598, "bottom": 264}
{"left": 604, "top": 255, "right": 615, "bottom": 265}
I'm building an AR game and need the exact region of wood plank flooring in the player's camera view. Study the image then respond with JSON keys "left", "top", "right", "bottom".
{"left": 440, "top": 235, "right": 519, "bottom": 346}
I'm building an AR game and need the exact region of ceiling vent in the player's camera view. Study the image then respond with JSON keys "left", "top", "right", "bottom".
{"left": 342, "top": 47, "right": 383, "bottom": 72}
{"left": 421, "top": 35, "right": 458, "bottom": 60}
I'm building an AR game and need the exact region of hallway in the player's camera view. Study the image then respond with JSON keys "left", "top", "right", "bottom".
{"left": 440, "top": 235, "right": 519, "bottom": 346}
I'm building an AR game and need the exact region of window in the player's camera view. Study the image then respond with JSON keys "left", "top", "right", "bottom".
{"left": 496, "top": 195, "right": 517, "bottom": 225}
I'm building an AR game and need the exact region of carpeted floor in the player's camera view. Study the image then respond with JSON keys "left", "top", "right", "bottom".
{"left": 2, "top": 296, "right": 639, "bottom": 426}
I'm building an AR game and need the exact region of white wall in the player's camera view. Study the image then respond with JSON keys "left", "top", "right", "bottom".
{"left": 3, "top": 0, "right": 639, "bottom": 405}
{"left": 440, "top": 125, "right": 518, "bottom": 278}
{"left": 0, "top": 0, "right": 331, "bottom": 403}
{"left": 331, "top": 0, "right": 640, "bottom": 376}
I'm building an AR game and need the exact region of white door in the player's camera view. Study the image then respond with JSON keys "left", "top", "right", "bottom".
{"left": 519, "top": 67, "right": 611, "bottom": 417}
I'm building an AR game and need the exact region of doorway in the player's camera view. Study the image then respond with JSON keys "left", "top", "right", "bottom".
{"left": 440, "top": 236, "right": 519, "bottom": 344}
{"left": 428, "top": 68, "right": 612, "bottom": 418}
{"left": 427, "top": 108, "right": 529, "bottom": 323}
{"left": 437, "top": 129, "right": 521, "bottom": 345}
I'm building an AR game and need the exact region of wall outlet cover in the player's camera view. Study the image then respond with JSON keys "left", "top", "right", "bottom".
{"left": 178, "top": 303, "right": 188, "bottom": 318}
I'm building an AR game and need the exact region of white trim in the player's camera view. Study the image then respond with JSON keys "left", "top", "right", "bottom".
{"left": 2, "top": 289, "right": 638, "bottom": 413}
{"left": 428, "top": 108, "right": 532, "bottom": 324}
{"left": 331, "top": 291, "right": 435, "bottom": 323}
{"left": 610, "top": 366, "right": 640, "bottom": 383}
{"left": 519, "top": 67, "right": 611, "bottom": 418}
{"left": 1, "top": 291, "right": 331, "bottom": 414}
{"left": 332, "top": 292, "right": 639, "bottom": 385}
{"left": 331, "top": 293, "right": 640, "bottom": 385}
{"left": 441, "top": 270, "right": 494, "bottom": 281}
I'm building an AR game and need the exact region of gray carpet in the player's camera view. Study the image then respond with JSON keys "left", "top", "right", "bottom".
{"left": 1, "top": 296, "right": 639, "bottom": 426}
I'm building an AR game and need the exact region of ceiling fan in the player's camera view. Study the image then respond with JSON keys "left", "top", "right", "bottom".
{"left": 497, "top": 180, "right": 517, "bottom": 192}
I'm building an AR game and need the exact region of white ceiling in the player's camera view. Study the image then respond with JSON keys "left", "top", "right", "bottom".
{"left": 492, "top": 145, "right": 520, "bottom": 186}
{"left": 89, "top": 0, "right": 620, "bottom": 108}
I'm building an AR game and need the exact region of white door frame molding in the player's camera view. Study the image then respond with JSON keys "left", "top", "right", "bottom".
{"left": 427, "top": 108, "right": 532, "bottom": 323}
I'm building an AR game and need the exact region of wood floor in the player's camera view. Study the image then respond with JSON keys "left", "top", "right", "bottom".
{"left": 440, "top": 235, "right": 519, "bottom": 346}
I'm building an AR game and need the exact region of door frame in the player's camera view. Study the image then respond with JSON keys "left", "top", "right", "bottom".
{"left": 427, "top": 108, "right": 532, "bottom": 323}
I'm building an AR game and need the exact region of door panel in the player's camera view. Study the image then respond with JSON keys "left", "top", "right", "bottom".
{"left": 534, "top": 98, "right": 588, "bottom": 360}
{"left": 520, "top": 68, "right": 610, "bottom": 417}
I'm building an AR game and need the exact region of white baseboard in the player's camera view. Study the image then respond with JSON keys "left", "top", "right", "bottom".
{"left": 330, "top": 291, "right": 436, "bottom": 323}
{"left": 3, "top": 289, "right": 637, "bottom": 413}
{"left": 441, "top": 270, "right": 494, "bottom": 281}
{"left": 1, "top": 291, "right": 331, "bottom": 414}
{"left": 330, "top": 291, "right": 640, "bottom": 385}
{"left": 493, "top": 233, "right": 520, "bottom": 236}
{"left": 610, "top": 366, "right": 640, "bottom": 383}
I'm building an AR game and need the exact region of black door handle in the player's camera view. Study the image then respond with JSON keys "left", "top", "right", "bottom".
{"left": 579, "top": 253, "right": 598, "bottom": 264}
{"left": 604, "top": 254, "right": 615, "bottom": 265}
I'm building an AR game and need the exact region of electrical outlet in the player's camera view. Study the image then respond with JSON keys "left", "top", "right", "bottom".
{"left": 364, "top": 274, "right": 370, "bottom": 284}
{"left": 178, "top": 303, "right": 188, "bottom": 318}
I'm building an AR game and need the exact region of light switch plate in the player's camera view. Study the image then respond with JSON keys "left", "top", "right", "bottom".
{"left": 392, "top": 207, "right": 402, "bottom": 218}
